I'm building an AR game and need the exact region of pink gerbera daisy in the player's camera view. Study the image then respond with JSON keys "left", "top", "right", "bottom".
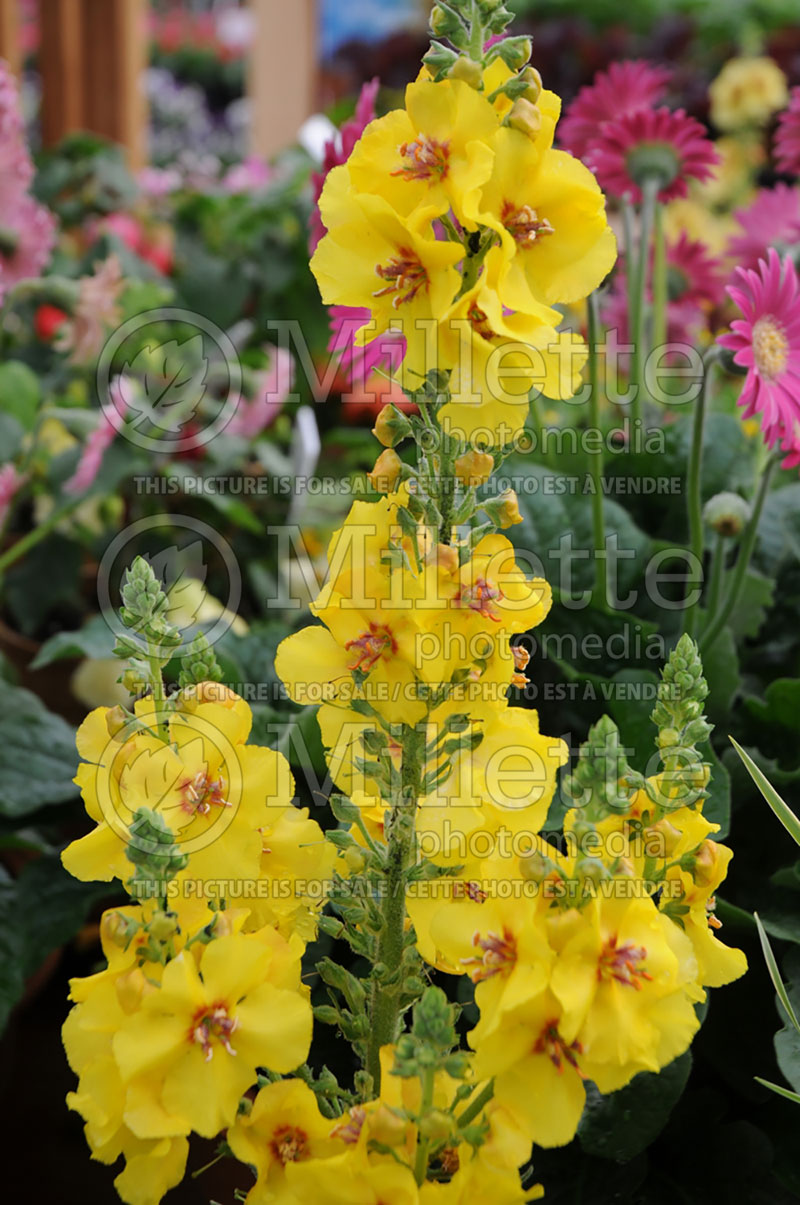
{"left": 719, "top": 248, "right": 800, "bottom": 467}
{"left": 666, "top": 232, "right": 725, "bottom": 308}
{"left": 0, "top": 194, "right": 57, "bottom": 303}
{"left": 592, "top": 106, "right": 719, "bottom": 203}
{"left": 727, "top": 184, "right": 800, "bottom": 270}
{"left": 559, "top": 60, "right": 672, "bottom": 166}
{"left": 775, "top": 87, "right": 800, "bottom": 177}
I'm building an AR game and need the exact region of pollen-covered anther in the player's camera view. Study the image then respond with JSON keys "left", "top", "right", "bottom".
{"left": 752, "top": 315, "right": 789, "bottom": 381}
{"left": 502, "top": 200, "right": 555, "bottom": 246}
{"left": 534, "top": 1021, "right": 584, "bottom": 1075}
{"left": 706, "top": 895, "right": 723, "bottom": 929}
{"left": 597, "top": 934, "right": 653, "bottom": 989}
{"left": 191, "top": 1004, "right": 238, "bottom": 1061}
{"left": 392, "top": 135, "right": 450, "bottom": 181}
{"left": 181, "top": 770, "right": 230, "bottom": 815}
{"left": 462, "top": 927, "right": 517, "bottom": 982}
{"left": 374, "top": 250, "right": 428, "bottom": 307}
{"left": 455, "top": 576, "right": 504, "bottom": 620}
{"left": 468, "top": 304, "right": 495, "bottom": 341}
{"left": 345, "top": 623, "right": 397, "bottom": 672}
{"left": 271, "top": 1124, "right": 310, "bottom": 1164}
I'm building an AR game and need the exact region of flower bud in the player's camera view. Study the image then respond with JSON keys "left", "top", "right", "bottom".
{"left": 418, "top": 1109, "right": 456, "bottom": 1142}
{"left": 449, "top": 55, "right": 483, "bottom": 89}
{"left": 454, "top": 448, "right": 494, "bottom": 487}
{"left": 372, "top": 403, "right": 412, "bottom": 448}
{"left": 425, "top": 542, "right": 460, "bottom": 575}
{"left": 508, "top": 97, "right": 542, "bottom": 138}
{"left": 106, "top": 705, "right": 128, "bottom": 738}
{"left": 148, "top": 909, "right": 181, "bottom": 941}
{"left": 703, "top": 491, "right": 752, "bottom": 538}
{"left": 519, "top": 65, "right": 543, "bottom": 103}
{"left": 344, "top": 847, "right": 366, "bottom": 874}
{"left": 115, "top": 967, "right": 149, "bottom": 1013}
{"left": 483, "top": 488, "right": 523, "bottom": 528}
{"left": 368, "top": 448, "right": 403, "bottom": 494}
{"left": 519, "top": 849, "right": 556, "bottom": 882}
{"left": 657, "top": 727, "right": 681, "bottom": 749}
{"left": 367, "top": 1103, "right": 409, "bottom": 1147}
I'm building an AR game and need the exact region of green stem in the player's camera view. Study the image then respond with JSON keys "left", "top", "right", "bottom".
{"left": 456, "top": 1078, "right": 494, "bottom": 1127}
{"left": 630, "top": 177, "right": 659, "bottom": 427}
{"left": 364, "top": 726, "right": 422, "bottom": 1093}
{"left": 652, "top": 200, "right": 667, "bottom": 356}
{"left": 413, "top": 1065, "right": 435, "bottom": 1184}
{"left": 703, "top": 532, "right": 727, "bottom": 631}
{"left": 468, "top": 0, "right": 484, "bottom": 59}
{"left": 148, "top": 650, "right": 169, "bottom": 743}
{"left": 586, "top": 291, "right": 606, "bottom": 606}
{"left": 682, "top": 352, "right": 715, "bottom": 638}
{"left": 700, "top": 455, "right": 778, "bottom": 653}
{"left": 0, "top": 495, "right": 85, "bottom": 577}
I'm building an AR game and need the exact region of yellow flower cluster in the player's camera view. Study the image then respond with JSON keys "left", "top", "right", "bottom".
{"left": 312, "top": 60, "right": 616, "bottom": 444}
{"left": 61, "top": 685, "right": 332, "bottom": 1203}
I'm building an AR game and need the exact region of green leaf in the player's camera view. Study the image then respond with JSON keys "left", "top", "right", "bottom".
{"left": 578, "top": 1051, "right": 692, "bottom": 1162}
{"left": 731, "top": 738, "right": 800, "bottom": 847}
{"left": 0, "top": 685, "right": 78, "bottom": 818}
{"left": 727, "top": 570, "right": 775, "bottom": 641}
{"left": 754, "top": 1077, "right": 800, "bottom": 1104}
{"left": 754, "top": 911, "right": 800, "bottom": 1032}
{"left": 31, "top": 613, "right": 115, "bottom": 669}
{"left": 0, "top": 857, "right": 110, "bottom": 1033}
{"left": 0, "top": 361, "right": 40, "bottom": 432}
{"left": 700, "top": 625, "right": 740, "bottom": 728}
{"left": 745, "top": 679, "right": 800, "bottom": 735}
{"left": 606, "top": 668, "right": 659, "bottom": 767}
{"left": 775, "top": 1026, "right": 800, "bottom": 1094}
{"left": 702, "top": 740, "right": 731, "bottom": 838}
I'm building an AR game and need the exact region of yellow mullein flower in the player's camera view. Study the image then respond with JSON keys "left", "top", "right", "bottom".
{"left": 709, "top": 56, "right": 788, "bottom": 131}
{"left": 311, "top": 169, "right": 463, "bottom": 377}
{"left": 228, "top": 1078, "right": 344, "bottom": 1204}
{"left": 346, "top": 76, "right": 499, "bottom": 225}
{"left": 662, "top": 837, "right": 748, "bottom": 987}
{"left": 433, "top": 274, "right": 587, "bottom": 444}
{"left": 477, "top": 127, "right": 616, "bottom": 311}
{"left": 420, "top": 1156, "right": 540, "bottom": 1203}
{"left": 112, "top": 934, "right": 312, "bottom": 1138}
{"left": 546, "top": 894, "right": 702, "bottom": 1077}
{"left": 284, "top": 1144, "right": 420, "bottom": 1204}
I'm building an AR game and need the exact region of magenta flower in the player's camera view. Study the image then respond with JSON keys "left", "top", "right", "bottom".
{"left": 559, "top": 60, "right": 672, "bottom": 167}
{"left": 326, "top": 306, "right": 406, "bottom": 390}
{"left": 0, "top": 462, "right": 23, "bottom": 529}
{"left": 727, "top": 185, "right": 800, "bottom": 271}
{"left": 775, "top": 87, "right": 800, "bottom": 177}
{"left": 666, "top": 232, "right": 725, "bottom": 308}
{"left": 592, "top": 106, "right": 718, "bottom": 203}
{"left": 228, "top": 345, "right": 293, "bottom": 438}
{"left": 719, "top": 248, "right": 800, "bottom": 467}
{"left": 309, "top": 77, "right": 380, "bottom": 254}
{"left": 64, "top": 378, "right": 129, "bottom": 495}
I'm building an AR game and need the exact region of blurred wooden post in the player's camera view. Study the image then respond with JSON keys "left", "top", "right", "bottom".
{"left": 0, "top": 0, "right": 21, "bottom": 77}
{"left": 250, "top": 0, "right": 317, "bottom": 159}
{"left": 39, "top": 0, "right": 85, "bottom": 144}
{"left": 39, "top": 0, "right": 147, "bottom": 168}
{"left": 81, "top": 0, "right": 148, "bottom": 168}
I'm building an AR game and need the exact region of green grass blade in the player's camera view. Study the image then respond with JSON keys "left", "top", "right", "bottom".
{"left": 730, "top": 737, "right": 800, "bottom": 846}
{"left": 754, "top": 912, "right": 800, "bottom": 1032}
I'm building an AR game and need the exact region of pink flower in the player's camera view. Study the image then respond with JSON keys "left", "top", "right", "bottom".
{"left": 221, "top": 156, "right": 272, "bottom": 194}
{"left": 719, "top": 247, "right": 800, "bottom": 467}
{"left": 56, "top": 254, "right": 124, "bottom": 364}
{"left": 0, "top": 194, "right": 57, "bottom": 303}
{"left": 327, "top": 306, "right": 406, "bottom": 390}
{"left": 592, "top": 107, "right": 718, "bottom": 203}
{"left": 137, "top": 166, "right": 183, "bottom": 198}
{"left": 727, "top": 185, "right": 800, "bottom": 271}
{"left": 602, "top": 279, "right": 705, "bottom": 352}
{"left": 64, "top": 378, "right": 129, "bottom": 495}
{"left": 310, "top": 78, "right": 380, "bottom": 253}
{"left": 666, "top": 231, "right": 725, "bottom": 308}
{"left": 0, "top": 462, "right": 23, "bottom": 529}
{"left": 228, "top": 346, "right": 293, "bottom": 438}
{"left": 775, "top": 87, "right": 800, "bottom": 177}
{"left": 559, "top": 60, "right": 672, "bottom": 167}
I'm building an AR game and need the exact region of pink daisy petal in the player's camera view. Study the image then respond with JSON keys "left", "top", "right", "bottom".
{"left": 591, "top": 106, "right": 718, "bottom": 203}
{"left": 559, "top": 60, "right": 672, "bottom": 165}
{"left": 775, "top": 87, "right": 800, "bottom": 177}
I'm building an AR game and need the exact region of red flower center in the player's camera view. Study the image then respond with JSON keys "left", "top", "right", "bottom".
{"left": 374, "top": 249, "right": 428, "bottom": 307}
{"left": 271, "top": 1124, "right": 310, "bottom": 1164}
{"left": 345, "top": 623, "right": 397, "bottom": 671}
{"left": 392, "top": 135, "right": 450, "bottom": 181}
{"left": 597, "top": 934, "right": 652, "bottom": 989}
